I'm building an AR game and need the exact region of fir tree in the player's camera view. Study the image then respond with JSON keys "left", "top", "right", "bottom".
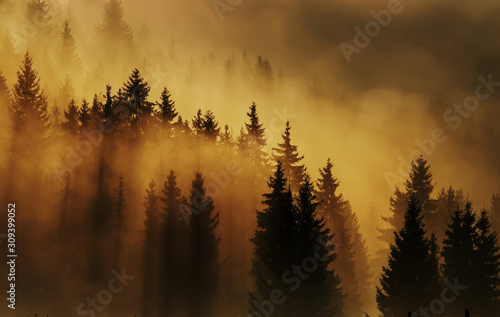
{"left": 10, "top": 52, "right": 50, "bottom": 137}
{"left": 219, "top": 124, "right": 233, "bottom": 147}
{"left": 473, "top": 209, "right": 500, "bottom": 311}
{"left": 379, "top": 157, "right": 435, "bottom": 250}
{"left": 78, "top": 99, "right": 91, "bottom": 130}
{"left": 405, "top": 155, "right": 435, "bottom": 213}
{"left": 272, "top": 121, "right": 305, "bottom": 192}
{"left": 187, "top": 172, "right": 221, "bottom": 317}
{"left": 142, "top": 180, "right": 161, "bottom": 317}
{"left": 159, "top": 170, "right": 188, "bottom": 315}
{"left": 293, "top": 174, "right": 343, "bottom": 316}
{"left": 59, "top": 20, "right": 81, "bottom": 74}
{"left": 96, "top": 0, "right": 136, "bottom": 63}
{"left": 249, "top": 162, "right": 296, "bottom": 317}
{"left": 156, "top": 87, "right": 177, "bottom": 127}
{"left": 61, "top": 99, "right": 80, "bottom": 135}
{"left": 254, "top": 56, "right": 274, "bottom": 84}
{"left": 377, "top": 195, "right": 441, "bottom": 316}
{"left": 242, "top": 102, "right": 268, "bottom": 170}
{"left": 202, "top": 110, "right": 220, "bottom": 142}
{"left": 442, "top": 202, "right": 477, "bottom": 313}
{"left": 122, "top": 68, "right": 152, "bottom": 138}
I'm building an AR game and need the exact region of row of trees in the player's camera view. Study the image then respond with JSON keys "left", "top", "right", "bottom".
{"left": 377, "top": 159, "right": 500, "bottom": 316}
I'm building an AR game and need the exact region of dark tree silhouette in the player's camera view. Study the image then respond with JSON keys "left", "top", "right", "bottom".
{"left": 159, "top": 170, "right": 188, "bottom": 315}
{"left": 96, "top": 0, "right": 136, "bottom": 64}
{"left": 253, "top": 56, "right": 274, "bottom": 85}
{"left": 142, "top": 180, "right": 161, "bottom": 317}
{"left": 78, "top": 99, "right": 91, "bottom": 130}
{"left": 10, "top": 52, "right": 49, "bottom": 140}
{"left": 272, "top": 121, "right": 305, "bottom": 192}
{"left": 122, "top": 68, "right": 152, "bottom": 138}
{"left": 156, "top": 87, "right": 177, "bottom": 128}
{"left": 241, "top": 102, "right": 268, "bottom": 171}
{"left": 474, "top": 209, "right": 500, "bottom": 311}
{"left": 192, "top": 109, "right": 220, "bottom": 142}
{"left": 59, "top": 20, "right": 81, "bottom": 75}
{"left": 249, "top": 162, "right": 296, "bottom": 317}
{"left": 293, "top": 174, "right": 344, "bottom": 316}
{"left": 377, "top": 195, "right": 440, "bottom": 317}
{"left": 443, "top": 202, "right": 500, "bottom": 313}
{"left": 187, "top": 173, "right": 221, "bottom": 317}
{"left": 61, "top": 99, "right": 79, "bottom": 136}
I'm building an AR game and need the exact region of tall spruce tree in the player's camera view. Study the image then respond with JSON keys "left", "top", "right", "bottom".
{"left": 293, "top": 174, "right": 344, "bottom": 317}
{"left": 377, "top": 195, "right": 441, "bottom": 316}
{"left": 443, "top": 202, "right": 500, "bottom": 313}
{"left": 272, "top": 121, "right": 305, "bottom": 192}
{"left": 142, "top": 180, "right": 161, "bottom": 317}
{"left": 156, "top": 87, "right": 177, "bottom": 129}
{"left": 379, "top": 157, "right": 435, "bottom": 253}
{"left": 159, "top": 170, "right": 188, "bottom": 315}
{"left": 473, "top": 209, "right": 500, "bottom": 312}
{"left": 61, "top": 99, "right": 79, "bottom": 135}
{"left": 122, "top": 68, "right": 152, "bottom": 138}
{"left": 96, "top": 0, "right": 136, "bottom": 65}
{"left": 59, "top": 20, "right": 81, "bottom": 75}
{"left": 188, "top": 173, "right": 221, "bottom": 317}
{"left": 242, "top": 102, "right": 268, "bottom": 170}
{"left": 249, "top": 162, "right": 296, "bottom": 317}
{"left": 10, "top": 52, "right": 50, "bottom": 138}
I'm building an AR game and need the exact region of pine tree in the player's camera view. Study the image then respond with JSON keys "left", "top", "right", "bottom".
{"left": 272, "top": 121, "right": 305, "bottom": 192}
{"left": 377, "top": 195, "right": 441, "bottom": 316}
{"left": 254, "top": 56, "right": 274, "bottom": 85}
{"left": 405, "top": 155, "right": 435, "bottom": 214}
{"left": 219, "top": 124, "right": 233, "bottom": 147}
{"left": 473, "top": 209, "right": 500, "bottom": 311}
{"left": 159, "top": 170, "right": 186, "bottom": 314}
{"left": 191, "top": 109, "right": 220, "bottom": 142}
{"left": 315, "top": 158, "right": 360, "bottom": 315}
{"left": 96, "top": 0, "right": 136, "bottom": 64}
{"left": 59, "top": 20, "right": 81, "bottom": 75}
{"left": 432, "top": 187, "right": 461, "bottom": 244}
{"left": 192, "top": 109, "right": 204, "bottom": 136}
{"left": 187, "top": 172, "right": 221, "bottom": 316}
{"left": 249, "top": 162, "right": 296, "bottom": 317}
{"left": 10, "top": 52, "right": 50, "bottom": 137}
{"left": 156, "top": 87, "right": 177, "bottom": 127}
{"left": 379, "top": 157, "right": 435, "bottom": 249}
{"left": 344, "top": 202, "right": 372, "bottom": 316}
{"left": 442, "top": 202, "right": 477, "bottom": 313}
{"left": 61, "top": 99, "right": 80, "bottom": 135}
{"left": 242, "top": 102, "right": 268, "bottom": 170}
{"left": 25, "top": 0, "right": 53, "bottom": 42}
{"left": 142, "top": 180, "right": 161, "bottom": 317}
{"left": 293, "top": 174, "right": 343, "bottom": 316}
{"left": 122, "top": 68, "right": 151, "bottom": 137}
{"left": 78, "top": 99, "right": 91, "bottom": 130}
{"left": 202, "top": 110, "right": 220, "bottom": 142}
